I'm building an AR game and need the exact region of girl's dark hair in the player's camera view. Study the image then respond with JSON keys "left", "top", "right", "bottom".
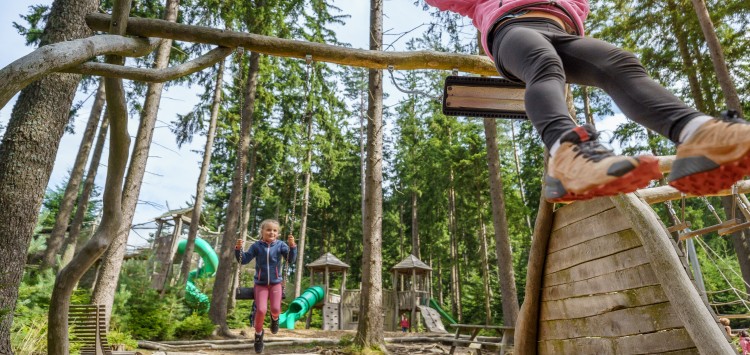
{"left": 741, "top": 330, "right": 749, "bottom": 338}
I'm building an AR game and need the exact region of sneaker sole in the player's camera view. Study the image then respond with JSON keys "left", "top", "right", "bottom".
{"left": 669, "top": 152, "right": 750, "bottom": 195}
{"left": 545, "top": 156, "right": 661, "bottom": 203}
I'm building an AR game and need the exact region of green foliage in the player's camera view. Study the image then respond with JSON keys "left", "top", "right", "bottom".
{"left": 106, "top": 329, "right": 139, "bottom": 350}
{"left": 174, "top": 312, "right": 215, "bottom": 340}
{"left": 12, "top": 4, "right": 49, "bottom": 46}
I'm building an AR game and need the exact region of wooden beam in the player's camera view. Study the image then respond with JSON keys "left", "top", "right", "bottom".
{"left": 639, "top": 179, "right": 750, "bottom": 204}
{"left": 85, "top": 13, "right": 497, "bottom": 76}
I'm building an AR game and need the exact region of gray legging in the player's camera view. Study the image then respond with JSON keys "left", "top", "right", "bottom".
{"left": 491, "top": 18, "right": 702, "bottom": 149}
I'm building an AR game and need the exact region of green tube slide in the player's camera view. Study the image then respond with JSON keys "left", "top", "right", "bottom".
{"left": 278, "top": 286, "right": 325, "bottom": 329}
{"left": 429, "top": 298, "right": 458, "bottom": 325}
{"left": 176, "top": 237, "right": 219, "bottom": 313}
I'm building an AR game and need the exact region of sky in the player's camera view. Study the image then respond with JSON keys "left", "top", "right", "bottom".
{"left": 0, "top": 1, "right": 631, "bottom": 249}
{"left": 0, "top": 1, "right": 443, "bottom": 249}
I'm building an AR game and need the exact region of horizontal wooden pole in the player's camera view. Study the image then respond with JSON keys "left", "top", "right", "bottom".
{"left": 86, "top": 13, "right": 498, "bottom": 75}
{"left": 638, "top": 179, "right": 750, "bottom": 204}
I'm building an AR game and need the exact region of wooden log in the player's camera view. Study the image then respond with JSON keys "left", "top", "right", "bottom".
{"left": 639, "top": 179, "right": 750, "bottom": 204}
{"left": 514, "top": 159, "right": 554, "bottom": 355}
{"left": 85, "top": 13, "right": 497, "bottom": 76}
{"left": 610, "top": 193, "right": 734, "bottom": 354}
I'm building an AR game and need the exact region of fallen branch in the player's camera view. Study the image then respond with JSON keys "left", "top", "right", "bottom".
{"left": 86, "top": 13, "right": 497, "bottom": 75}
{"left": 65, "top": 46, "right": 233, "bottom": 82}
{"left": 0, "top": 35, "right": 158, "bottom": 109}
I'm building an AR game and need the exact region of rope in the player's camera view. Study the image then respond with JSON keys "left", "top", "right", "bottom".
{"left": 693, "top": 236, "right": 750, "bottom": 313}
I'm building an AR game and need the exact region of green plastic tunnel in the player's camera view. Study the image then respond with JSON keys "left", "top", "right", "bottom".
{"left": 177, "top": 237, "right": 219, "bottom": 313}
{"left": 278, "top": 286, "right": 325, "bottom": 329}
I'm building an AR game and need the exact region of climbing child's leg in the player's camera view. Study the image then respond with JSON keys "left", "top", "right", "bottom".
{"left": 493, "top": 22, "right": 662, "bottom": 202}
{"left": 554, "top": 34, "right": 750, "bottom": 195}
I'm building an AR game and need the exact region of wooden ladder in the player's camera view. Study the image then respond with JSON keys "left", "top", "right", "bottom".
{"left": 69, "top": 304, "right": 112, "bottom": 355}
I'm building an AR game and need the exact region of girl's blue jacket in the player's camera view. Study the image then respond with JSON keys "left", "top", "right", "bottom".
{"left": 235, "top": 239, "right": 297, "bottom": 285}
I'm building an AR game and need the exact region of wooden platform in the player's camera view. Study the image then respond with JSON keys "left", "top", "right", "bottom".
{"left": 537, "top": 198, "right": 714, "bottom": 354}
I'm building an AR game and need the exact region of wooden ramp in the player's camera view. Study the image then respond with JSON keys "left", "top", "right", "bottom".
{"left": 524, "top": 196, "right": 732, "bottom": 354}
{"left": 418, "top": 305, "right": 448, "bottom": 333}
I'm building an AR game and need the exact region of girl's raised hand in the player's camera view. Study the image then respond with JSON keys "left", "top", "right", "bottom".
{"left": 235, "top": 239, "right": 243, "bottom": 250}
{"left": 287, "top": 234, "right": 296, "bottom": 248}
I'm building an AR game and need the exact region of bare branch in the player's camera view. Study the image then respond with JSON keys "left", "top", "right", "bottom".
{"left": 65, "top": 46, "right": 233, "bottom": 82}
{"left": 0, "top": 34, "right": 158, "bottom": 109}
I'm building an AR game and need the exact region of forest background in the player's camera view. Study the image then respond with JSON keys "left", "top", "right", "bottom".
{"left": 3, "top": 0, "right": 750, "bottom": 353}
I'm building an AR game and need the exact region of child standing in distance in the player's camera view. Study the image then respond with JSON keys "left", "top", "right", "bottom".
{"left": 400, "top": 314, "right": 410, "bottom": 332}
{"left": 424, "top": 0, "right": 750, "bottom": 202}
{"left": 740, "top": 330, "right": 750, "bottom": 355}
{"left": 235, "top": 219, "right": 297, "bottom": 354}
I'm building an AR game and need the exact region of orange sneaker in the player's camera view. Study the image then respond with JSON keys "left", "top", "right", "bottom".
{"left": 668, "top": 112, "right": 750, "bottom": 195}
{"left": 545, "top": 124, "right": 662, "bottom": 203}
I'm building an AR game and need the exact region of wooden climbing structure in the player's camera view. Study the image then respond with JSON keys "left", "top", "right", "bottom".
{"left": 515, "top": 192, "right": 737, "bottom": 354}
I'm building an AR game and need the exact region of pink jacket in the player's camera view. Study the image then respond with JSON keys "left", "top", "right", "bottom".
{"left": 424, "top": 0, "right": 590, "bottom": 60}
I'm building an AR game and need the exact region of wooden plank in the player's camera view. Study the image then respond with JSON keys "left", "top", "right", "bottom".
{"left": 545, "top": 229, "right": 642, "bottom": 275}
{"left": 537, "top": 328, "right": 698, "bottom": 355}
{"left": 548, "top": 208, "right": 632, "bottom": 253}
{"left": 614, "top": 328, "right": 697, "bottom": 354}
{"left": 552, "top": 197, "right": 615, "bottom": 231}
{"left": 545, "top": 246, "right": 650, "bottom": 287}
{"left": 540, "top": 285, "right": 669, "bottom": 321}
{"left": 539, "top": 302, "right": 683, "bottom": 340}
{"left": 538, "top": 337, "right": 615, "bottom": 354}
{"left": 542, "top": 263, "right": 659, "bottom": 301}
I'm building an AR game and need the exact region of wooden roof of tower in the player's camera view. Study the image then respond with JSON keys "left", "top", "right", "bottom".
{"left": 307, "top": 252, "right": 350, "bottom": 272}
{"left": 391, "top": 254, "right": 432, "bottom": 274}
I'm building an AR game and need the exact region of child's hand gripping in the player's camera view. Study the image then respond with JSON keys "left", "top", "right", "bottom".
{"left": 287, "top": 234, "right": 296, "bottom": 248}
{"left": 235, "top": 239, "right": 243, "bottom": 250}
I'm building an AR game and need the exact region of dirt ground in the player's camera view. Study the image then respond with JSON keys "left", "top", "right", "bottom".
{"left": 138, "top": 328, "right": 482, "bottom": 355}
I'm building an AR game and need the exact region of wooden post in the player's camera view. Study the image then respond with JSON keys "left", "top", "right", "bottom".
{"left": 340, "top": 270, "right": 346, "bottom": 330}
{"left": 161, "top": 216, "right": 183, "bottom": 291}
{"left": 611, "top": 193, "right": 734, "bottom": 354}
{"left": 393, "top": 270, "right": 398, "bottom": 331}
{"left": 411, "top": 268, "right": 417, "bottom": 332}
{"left": 324, "top": 266, "right": 330, "bottom": 304}
{"left": 514, "top": 172, "right": 554, "bottom": 355}
{"left": 306, "top": 270, "right": 314, "bottom": 328}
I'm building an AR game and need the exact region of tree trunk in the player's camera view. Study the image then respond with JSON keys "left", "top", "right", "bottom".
{"left": 448, "top": 167, "right": 462, "bottom": 320}
{"left": 231, "top": 147, "right": 257, "bottom": 310}
{"left": 0, "top": 0, "right": 97, "bottom": 350}
{"left": 411, "top": 190, "right": 420, "bottom": 258}
{"left": 209, "top": 51, "right": 260, "bottom": 336}
{"left": 355, "top": 0, "right": 385, "bottom": 348}
{"left": 483, "top": 118, "right": 520, "bottom": 326}
{"left": 43, "top": 80, "right": 106, "bottom": 267}
{"left": 294, "top": 111, "right": 314, "bottom": 297}
{"left": 48, "top": 2, "right": 132, "bottom": 352}
{"left": 509, "top": 122, "right": 532, "bottom": 232}
{"left": 475, "top": 189, "right": 492, "bottom": 325}
{"left": 61, "top": 112, "right": 110, "bottom": 267}
{"left": 690, "top": 0, "right": 743, "bottom": 117}
{"left": 179, "top": 59, "right": 225, "bottom": 286}
{"left": 668, "top": 0, "right": 706, "bottom": 113}
{"left": 91, "top": 0, "right": 180, "bottom": 327}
